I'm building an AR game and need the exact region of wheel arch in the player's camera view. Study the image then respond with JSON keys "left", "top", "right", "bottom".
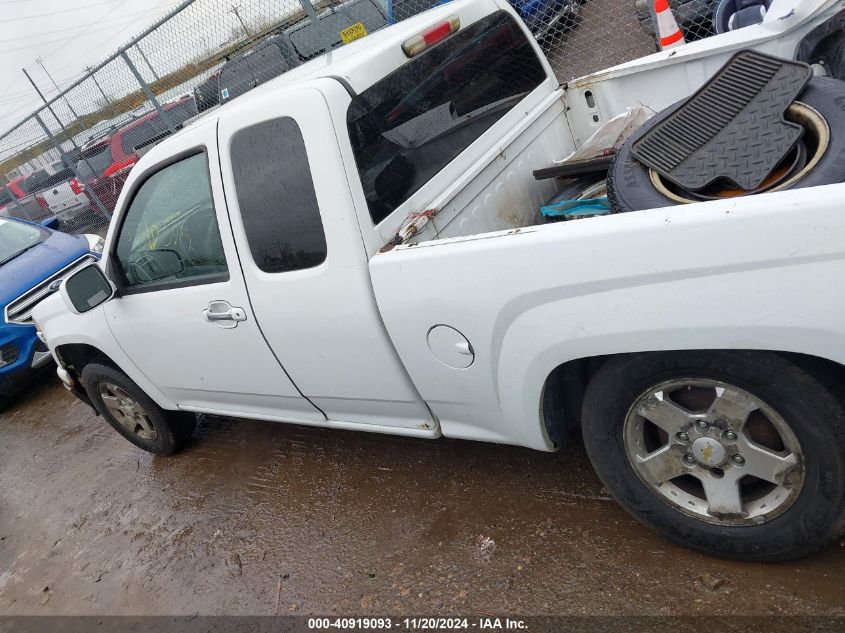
{"left": 539, "top": 349, "right": 845, "bottom": 450}
{"left": 52, "top": 341, "right": 179, "bottom": 411}
{"left": 55, "top": 342, "right": 119, "bottom": 376}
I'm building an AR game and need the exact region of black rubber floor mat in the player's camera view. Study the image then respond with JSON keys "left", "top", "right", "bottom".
{"left": 631, "top": 50, "right": 813, "bottom": 192}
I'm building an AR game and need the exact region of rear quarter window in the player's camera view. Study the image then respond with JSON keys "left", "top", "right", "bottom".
{"left": 346, "top": 10, "right": 547, "bottom": 225}
{"left": 230, "top": 117, "right": 327, "bottom": 274}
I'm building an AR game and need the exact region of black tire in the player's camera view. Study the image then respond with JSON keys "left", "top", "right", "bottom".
{"left": 80, "top": 362, "right": 196, "bottom": 455}
{"left": 607, "top": 78, "right": 845, "bottom": 213}
{"left": 581, "top": 350, "right": 845, "bottom": 561}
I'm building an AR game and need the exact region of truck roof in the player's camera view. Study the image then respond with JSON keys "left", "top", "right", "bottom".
{"left": 176, "top": 0, "right": 498, "bottom": 135}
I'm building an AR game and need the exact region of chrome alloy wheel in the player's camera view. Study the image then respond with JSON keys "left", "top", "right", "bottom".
{"left": 97, "top": 382, "right": 157, "bottom": 441}
{"left": 623, "top": 379, "right": 804, "bottom": 525}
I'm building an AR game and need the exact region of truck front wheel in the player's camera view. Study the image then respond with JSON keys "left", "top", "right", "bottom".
{"left": 581, "top": 350, "right": 845, "bottom": 560}
{"left": 80, "top": 362, "right": 196, "bottom": 455}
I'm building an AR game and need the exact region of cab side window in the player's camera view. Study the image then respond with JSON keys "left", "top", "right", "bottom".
{"left": 114, "top": 152, "right": 228, "bottom": 291}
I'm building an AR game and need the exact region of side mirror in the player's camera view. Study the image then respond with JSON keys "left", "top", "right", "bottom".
{"left": 60, "top": 264, "right": 116, "bottom": 315}
{"left": 127, "top": 249, "right": 184, "bottom": 283}
{"left": 40, "top": 216, "right": 60, "bottom": 230}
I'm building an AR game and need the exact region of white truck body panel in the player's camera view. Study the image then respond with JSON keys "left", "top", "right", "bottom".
{"left": 370, "top": 185, "right": 845, "bottom": 449}
{"left": 33, "top": 0, "right": 845, "bottom": 453}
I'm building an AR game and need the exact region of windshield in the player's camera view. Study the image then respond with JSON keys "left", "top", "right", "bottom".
{"left": 0, "top": 218, "right": 45, "bottom": 265}
{"left": 21, "top": 170, "right": 49, "bottom": 195}
{"left": 76, "top": 143, "right": 113, "bottom": 179}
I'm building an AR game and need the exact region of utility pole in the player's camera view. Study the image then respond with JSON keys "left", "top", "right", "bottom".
{"left": 22, "top": 67, "right": 66, "bottom": 135}
{"left": 229, "top": 5, "right": 251, "bottom": 36}
{"left": 87, "top": 66, "right": 112, "bottom": 107}
{"left": 34, "top": 57, "right": 79, "bottom": 119}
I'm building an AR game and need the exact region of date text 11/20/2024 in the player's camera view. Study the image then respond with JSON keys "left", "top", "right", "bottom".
{"left": 307, "top": 618, "right": 528, "bottom": 630}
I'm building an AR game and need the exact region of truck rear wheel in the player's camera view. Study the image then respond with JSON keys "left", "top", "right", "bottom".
{"left": 80, "top": 362, "right": 196, "bottom": 455}
{"left": 580, "top": 350, "right": 845, "bottom": 560}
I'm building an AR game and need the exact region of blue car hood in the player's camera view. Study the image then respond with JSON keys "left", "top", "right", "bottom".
{"left": 0, "top": 229, "right": 90, "bottom": 309}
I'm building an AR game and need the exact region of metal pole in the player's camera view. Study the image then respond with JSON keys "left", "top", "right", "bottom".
{"left": 120, "top": 51, "right": 176, "bottom": 134}
{"left": 35, "top": 57, "right": 79, "bottom": 119}
{"left": 298, "top": 0, "right": 330, "bottom": 57}
{"left": 33, "top": 113, "right": 110, "bottom": 220}
{"left": 299, "top": 0, "right": 319, "bottom": 20}
{"left": 230, "top": 5, "right": 251, "bottom": 36}
{"left": 22, "top": 68, "right": 72, "bottom": 147}
{"left": 24, "top": 68, "right": 110, "bottom": 219}
{"left": 22, "top": 69, "right": 65, "bottom": 133}
{"left": 87, "top": 66, "right": 112, "bottom": 106}
{"left": 135, "top": 43, "right": 161, "bottom": 82}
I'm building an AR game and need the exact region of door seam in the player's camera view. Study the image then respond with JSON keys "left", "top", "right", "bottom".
{"left": 213, "top": 118, "right": 328, "bottom": 420}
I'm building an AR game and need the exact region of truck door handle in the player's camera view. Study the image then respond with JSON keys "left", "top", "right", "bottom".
{"left": 203, "top": 300, "right": 247, "bottom": 328}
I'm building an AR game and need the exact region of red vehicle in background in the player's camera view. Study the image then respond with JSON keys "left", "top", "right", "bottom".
{"left": 0, "top": 179, "right": 23, "bottom": 214}
{"left": 4, "top": 176, "right": 26, "bottom": 199}
{"left": 0, "top": 174, "right": 52, "bottom": 221}
{"left": 76, "top": 95, "right": 198, "bottom": 212}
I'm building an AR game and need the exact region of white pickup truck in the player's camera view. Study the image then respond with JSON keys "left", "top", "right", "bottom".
{"left": 37, "top": 160, "right": 91, "bottom": 224}
{"left": 32, "top": 0, "right": 845, "bottom": 561}
{"left": 2, "top": 161, "right": 90, "bottom": 225}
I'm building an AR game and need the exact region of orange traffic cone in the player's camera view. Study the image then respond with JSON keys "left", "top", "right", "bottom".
{"left": 654, "top": 0, "right": 686, "bottom": 50}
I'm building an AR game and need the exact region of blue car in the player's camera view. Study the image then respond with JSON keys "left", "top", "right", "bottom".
{"left": 0, "top": 215, "right": 102, "bottom": 407}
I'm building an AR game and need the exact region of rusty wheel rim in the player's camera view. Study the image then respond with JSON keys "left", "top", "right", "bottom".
{"left": 623, "top": 378, "right": 804, "bottom": 526}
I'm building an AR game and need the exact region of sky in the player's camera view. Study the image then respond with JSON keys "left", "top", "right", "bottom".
{"left": 0, "top": 1, "right": 196, "bottom": 133}
{"left": 0, "top": 0, "right": 274, "bottom": 141}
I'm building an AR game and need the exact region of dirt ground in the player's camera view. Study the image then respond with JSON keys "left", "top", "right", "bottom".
{"left": 1, "top": 379, "right": 844, "bottom": 617}
{"left": 546, "top": 0, "right": 659, "bottom": 81}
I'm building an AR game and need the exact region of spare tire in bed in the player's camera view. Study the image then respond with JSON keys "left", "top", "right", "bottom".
{"left": 607, "top": 78, "right": 845, "bottom": 213}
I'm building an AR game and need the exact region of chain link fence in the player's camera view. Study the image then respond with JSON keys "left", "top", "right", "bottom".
{"left": 0, "top": 0, "right": 720, "bottom": 236}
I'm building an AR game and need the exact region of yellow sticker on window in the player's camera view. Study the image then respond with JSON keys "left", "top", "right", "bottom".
{"left": 340, "top": 22, "right": 368, "bottom": 44}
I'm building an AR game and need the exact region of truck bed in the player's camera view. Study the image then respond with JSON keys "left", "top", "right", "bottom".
{"left": 414, "top": 95, "right": 573, "bottom": 243}
{"left": 369, "top": 183, "right": 845, "bottom": 447}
